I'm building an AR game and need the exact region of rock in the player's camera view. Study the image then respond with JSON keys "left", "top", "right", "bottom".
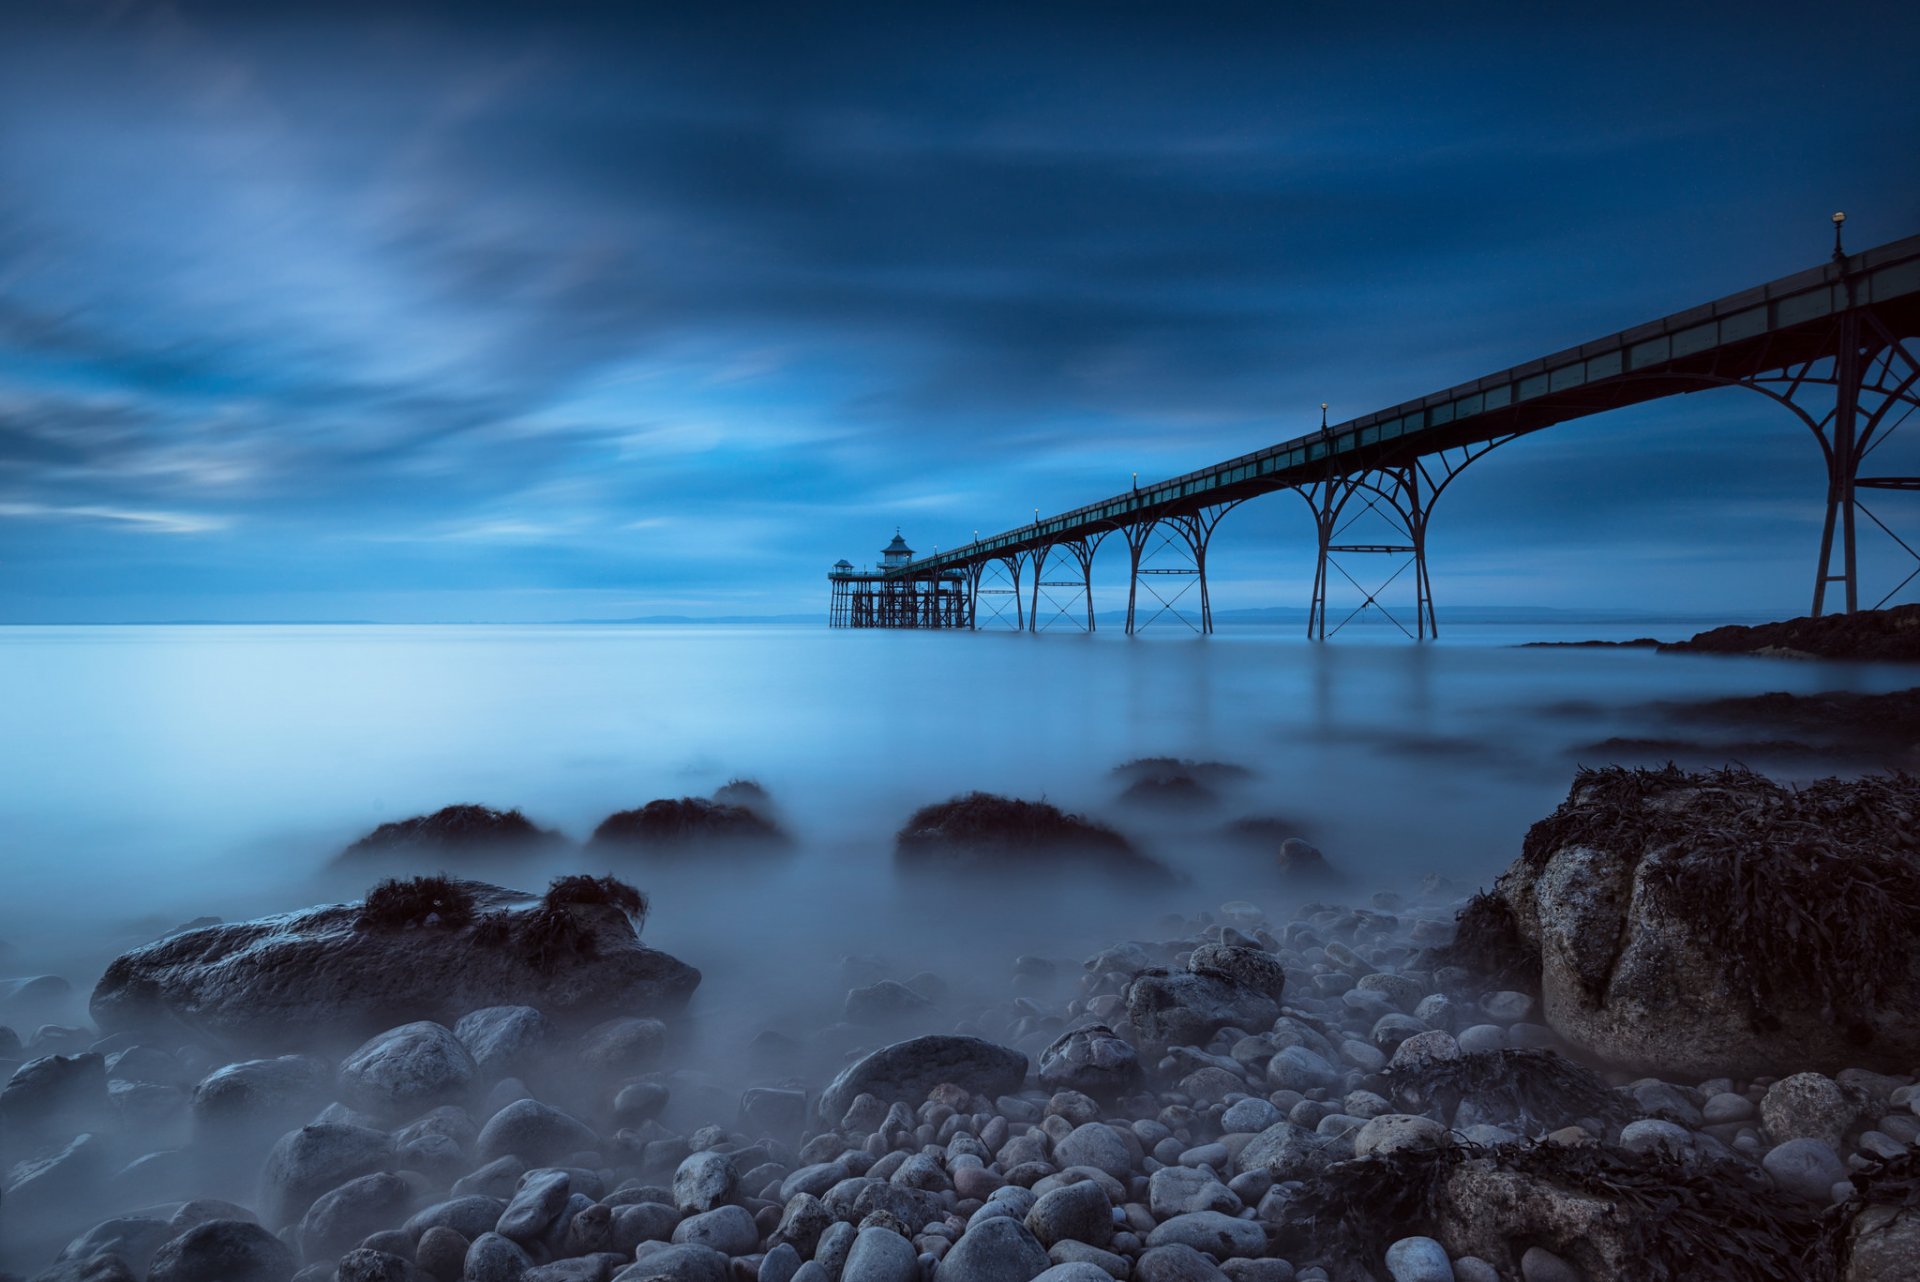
{"left": 617, "top": 1244, "right": 729, "bottom": 1282}
{"left": 1037, "top": 1026, "right": 1142, "bottom": 1099}
{"left": 1518, "top": 1248, "right": 1578, "bottom": 1282}
{"left": 1125, "top": 973, "right": 1279, "bottom": 1052}
{"left": 54, "top": 1215, "right": 174, "bottom": 1277}
{"left": 1218, "top": 1263, "right": 1291, "bottom": 1282}
{"left": 1145, "top": 1213, "right": 1264, "bottom": 1259}
{"left": 31, "top": 1256, "right": 141, "bottom": 1282}
{"left": 91, "top": 880, "right": 700, "bottom": 1047}
{"left": 455, "top": 1007, "right": 551, "bottom": 1080}
{"left": 1133, "top": 1244, "right": 1226, "bottom": 1282}
{"left": 1762, "top": 1138, "right": 1847, "bottom": 1201}
{"left": 590, "top": 797, "right": 785, "bottom": 852}
{"left": 1618, "top": 1120, "right": 1692, "bottom": 1155}
{"left": 841, "top": 1227, "right": 919, "bottom": 1282}
{"left": 1450, "top": 1261, "right": 1497, "bottom": 1282}
{"left": 476, "top": 1099, "right": 600, "bottom": 1165}
{"left": 192, "top": 1055, "right": 332, "bottom": 1141}
{"left": 1702, "top": 1092, "right": 1754, "bottom": 1125}
{"left": 1024, "top": 1180, "right": 1112, "bottom": 1248}
{"left": 3, "top": 1132, "right": 108, "bottom": 1220}
{"left": 1148, "top": 1167, "right": 1238, "bottom": 1218}
{"left": 1354, "top": 1115, "right": 1450, "bottom": 1159}
{"left": 1220, "top": 1098, "right": 1281, "bottom": 1134}
{"left": 464, "top": 1231, "right": 533, "bottom": 1282}
{"left": 1762, "top": 1073, "right": 1860, "bottom": 1147}
{"left": 299, "top": 1172, "right": 415, "bottom": 1260}
{"left": 335, "top": 1249, "right": 421, "bottom": 1282}
{"left": 1031, "top": 1266, "right": 1114, "bottom": 1282}
{"left": 1483, "top": 767, "right": 1920, "bottom": 1076}
{"left": 0, "top": 1053, "right": 107, "bottom": 1130}
{"left": 892, "top": 794, "right": 1171, "bottom": 881}
{"left": 416, "top": 1227, "right": 469, "bottom": 1282}
{"left": 408, "top": 1197, "right": 510, "bottom": 1242}
{"left": 147, "top": 1220, "right": 296, "bottom": 1282}
{"left": 670, "top": 1206, "right": 759, "bottom": 1256}
{"left": 1480, "top": 993, "right": 1533, "bottom": 1023}
{"left": 1234, "top": 1123, "right": 1346, "bottom": 1181}
{"left": 1265, "top": 1047, "right": 1337, "bottom": 1094}
{"left": 739, "top": 1086, "right": 807, "bottom": 1139}
{"left": 341, "top": 805, "right": 560, "bottom": 859}
{"left": 1383, "top": 1238, "right": 1453, "bottom": 1282}
{"left": 1186, "top": 946, "right": 1286, "bottom": 1003}
{"left": 259, "top": 1123, "right": 394, "bottom": 1227}
{"left": 673, "top": 1151, "right": 738, "bottom": 1214}
{"left": 1843, "top": 1205, "right": 1920, "bottom": 1282}
{"left": 816, "top": 1035, "right": 1027, "bottom": 1123}
{"left": 1051, "top": 1124, "right": 1132, "bottom": 1180}
{"left": 499, "top": 1169, "right": 572, "bottom": 1241}
{"left": 339, "top": 1023, "right": 477, "bottom": 1120}
{"left": 579, "top": 1018, "right": 668, "bottom": 1075}
{"left": 1661, "top": 605, "right": 1920, "bottom": 662}
{"left": 759, "top": 1243, "right": 802, "bottom": 1282}
{"left": 1275, "top": 839, "right": 1339, "bottom": 886}
{"left": 939, "top": 1217, "right": 1051, "bottom": 1282}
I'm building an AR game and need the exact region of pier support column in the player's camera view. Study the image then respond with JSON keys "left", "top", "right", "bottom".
{"left": 1122, "top": 504, "right": 1238, "bottom": 635}
{"left": 1027, "top": 534, "right": 1109, "bottom": 632}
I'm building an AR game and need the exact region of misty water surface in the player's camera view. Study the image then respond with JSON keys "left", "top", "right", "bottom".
{"left": 0, "top": 621, "right": 1908, "bottom": 1065}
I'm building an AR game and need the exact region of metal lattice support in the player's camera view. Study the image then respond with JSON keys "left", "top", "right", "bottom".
{"left": 1301, "top": 438, "right": 1511, "bottom": 640}
{"left": 1027, "top": 534, "right": 1110, "bottom": 632}
{"left": 970, "top": 552, "right": 1029, "bottom": 630}
{"left": 1122, "top": 504, "right": 1239, "bottom": 634}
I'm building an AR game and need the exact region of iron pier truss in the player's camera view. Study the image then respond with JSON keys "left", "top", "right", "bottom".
{"left": 830, "top": 227, "right": 1920, "bottom": 637}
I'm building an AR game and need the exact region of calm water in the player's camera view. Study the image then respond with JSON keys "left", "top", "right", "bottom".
{"left": 0, "top": 621, "right": 1908, "bottom": 1061}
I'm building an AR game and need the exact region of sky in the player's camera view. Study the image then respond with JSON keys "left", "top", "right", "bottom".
{"left": 1, "top": 0, "right": 1917, "bottom": 623}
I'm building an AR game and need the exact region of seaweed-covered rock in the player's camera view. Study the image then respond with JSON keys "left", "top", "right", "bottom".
{"left": 1382, "top": 1049, "right": 1629, "bottom": 1138}
{"left": 1473, "top": 766, "right": 1920, "bottom": 1077}
{"left": 91, "top": 879, "right": 699, "bottom": 1049}
{"left": 590, "top": 798, "right": 786, "bottom": 853}
{"left": 1660, "top": 604, "right": 1920, "bottom": 662}
{"left": 339, "top": 806, "right": 562, "bottom": 861}
{"left": 893, "top": 793, "right": 1172, "bottom": 881}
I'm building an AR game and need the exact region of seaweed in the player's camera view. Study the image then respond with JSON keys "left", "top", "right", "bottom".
{"left": 1279, "top": 1140, "right": 1824, "bottom": 1282}
{"left": 893, "top": 791, "right": 1174, "bottom": 881}
{"left": 1816, "top": 1151, "right": 1920, "bottom": 1276}
{"left": 1425, "top": 890, "right": 1540, "bottom": 990}
{"left": 356, "top": 875, "right": 476, "bottom": 931}
{"left": 1518, "top": 765, "right": 1920, "bottom": 1034}
{"left": 543, "top": 873, "right": 647, "bottom": 919}
{"left": 1383, "top": 1048, "right": 1628, "bottom": 1136}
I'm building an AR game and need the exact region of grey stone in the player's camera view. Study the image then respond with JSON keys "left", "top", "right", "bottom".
{"left": 147, "top": 1220, "right": 296, "bottom": 1282}
{"left": 1133, "top": 1245, "right": 1225, "bottom": 1282}
{"left": 579, "top": 1018, "right": 668, "bottom": 1075}
{"left": 407, "top": 1196, "right": 511, "bottom": 1242}
{"left": 1382, "top": 1237, "right": 1452, "bottom": 1282}
{"left": 475, "top": 1100, "right": 599, "bottom": 1165}
{"left": 1030, "top": 1266, "right": 1112, "bottom": 1282}
{"left": 1762, "top": 1073, "right": 1859, "bottom": 1148}
{"left": 416, "top": 1227, "right": 468, "bottom": 1282}
{"left": 1234, "top": 1122, "right": 1346, "bottom": 1181}
{"left": 339, "top": 1023, "right": 477, "bottom": 1120}
{"left": 670, "top": 1206, "right": 760, "bottom": 1256}
{"left": 759, "top": 1243, "right": 802, "bottom": 1282}
{"left": 335, "top": 1249, "right": 421, "bottom": 1282}
{"left": 298, "top": 1172, "right": 415, "bottom": 1260}
{"left": 1145, "top": 1212, "right": 1264, "bottom": 1259}
{"left": 841, "top": 1227, "right": 918, "bottom": 1282}
{"left": 1618, "top": 1120, "right": 1691, "bottom": 1155}
{"left": 939, "top": 1217, "right": 1051, "bottom": 1282}
{"left": 498, "top": 1169, "right": 572, "bottom": 1241}
{"left": 1051, "top": 1124, "right": 1132, "bottom": 1180}
{"left": 1353, "top": 1115, "right": 1448, "bottom": 1159}
{"left": 258, "top": 1123, "right": 394, "bottom": 1228}
{"left": 454, "top": 1008, "right": 551, "bottom": 1081}
{"left": 817, "top": 1035, "right": 1027, "bottom": 1123}
{"left": 1264, "top": 1047, "right": 1336, "bottom": 1093}
{"left": 1127, "top": 974, "right": 1278, "bottom": 1052}
{"left": 1148, "top": 1167, "right": 1237, "bottom": 1218}
{"left": 673, "top": 1150, "right": 739, "bottom": 1213}
{"left": 616, "top": 1245, "right": 729, "bottom": 1282}
{"left": 464, "top": 1231, "right": 533, "bottom": 1282}
{"left": 1762, "top": 1138, "right": 1847, "bottom": 1202}
{"left": 1038, "top": 1027, "right": 1143, "bottom": 1100}
{"left": 1518, "top": 1247, "right": 1578, "bottom": 1282}
{"left": 1023, "top": 1180, "right": 1112, "bottom": 1248}
{"left": 1186, "top": 946, "right": 1286, "bottom": 1003}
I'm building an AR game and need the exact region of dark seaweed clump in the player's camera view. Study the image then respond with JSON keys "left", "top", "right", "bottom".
{"left": 1519, "top": 765, "right": 1920, "bottom": 1032}
{"left": 544, "top": 873, "right": 647, "bottom": 918}
{"left": 895, "top": 792, "right": 1173, "bottom": 882}
{"left": 711, "top": 778, "right": 772, "bottom": 813}
{"left": 590, "top": 797, "right": 785, "bottom": 852}
{"left": 356, "top": 875, "right": 476, "bottom": 931}
{"left": 1280, "top": 1140, "right": 1822, "bottom": 1282}
{"left": 1111, "top": 756, "right": 1252, "bottom": 784}
{"left": 340, "top": 804, "right": 559, "bottom": 860}
{"left": 1425, "top": 890, "right": 1540, "bottom": 991}
{"left": 1383, "top": 1048, "right": 1628, "bottom": 1137}
{"left": 468, "top": 874, "right": 648, "bottom": 973}
{"left": 1818, "top": 1151, "right": 1920, "bottom": 1275}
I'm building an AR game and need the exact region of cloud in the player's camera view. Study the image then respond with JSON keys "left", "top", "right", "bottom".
{"left": 0, "top": 501, "right": 229, "bottom": 534}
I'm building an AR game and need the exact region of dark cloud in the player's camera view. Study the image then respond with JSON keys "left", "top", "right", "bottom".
{"left": 0, "top": 0, "right": 1916, "bottom": 619}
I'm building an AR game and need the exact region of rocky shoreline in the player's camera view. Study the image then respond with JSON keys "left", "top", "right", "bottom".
{"left": 3, "top": 770, "right": 1917, "bottom": 1282}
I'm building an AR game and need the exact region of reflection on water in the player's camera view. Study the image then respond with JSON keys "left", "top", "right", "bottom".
{"left": 0, "top": 621, "right": 1907, "bottom": 1060}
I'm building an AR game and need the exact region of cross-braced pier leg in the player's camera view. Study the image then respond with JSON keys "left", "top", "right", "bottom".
{"left": 970, "top": 552, "right": 1031, "bottom": 630}
{"left": 1301, "top": 439, "right": 1510, "bottom": 640}
{"left": 1028, "top": 533, "right": 1109, "bottom": 632}
{"left": 1122, "top": 504, "right": 1239, "bottom": 635}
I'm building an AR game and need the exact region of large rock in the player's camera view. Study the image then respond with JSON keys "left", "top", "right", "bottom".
{"left": 1476, "top": 767, "right": 1920, "bottom": 1077}
{"left": 817, "top": 1035, "right": 1027, "bottom": 1122}
{"left": 1233, "top": 1122, "right": 1347, "bottom": 1182}
{"left": 1037, "top": 1025, "right": 1142, "bottom": 1099}
{"left": 455, "top": 1006, "right": 551, "bottom": 1080}
{"left": 147, "top": 1219, "right": 296, "bottom": 1282}
{"left": 940, "top": 1217, "right": 1051, "bottom": 1282}
{"left": 258, "top": 1123, "right": 395, "bottom": 1228}
{"left": 1125, "top": 972, "right": 1279, "bottom": 1052}
{"left": 893, "top": 793, "right": 1174, "bottom": 882}
{"left": 298, "top": 1172, "right": 416, "bottom": 1260}
{"left": 90, "top": 880, "right": 700, "bottom": 1049}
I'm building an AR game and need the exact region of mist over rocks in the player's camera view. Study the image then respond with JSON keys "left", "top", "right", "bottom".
{"left": 893, "top": 794, "right": 1175, "bottom": 883}
{"left": 89, "top": 878, "right": 699, "bottom": 1051}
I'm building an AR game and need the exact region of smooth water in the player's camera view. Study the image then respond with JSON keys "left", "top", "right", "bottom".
{"left": 0, "top": 621, "right": 1907, "bottom": 1064}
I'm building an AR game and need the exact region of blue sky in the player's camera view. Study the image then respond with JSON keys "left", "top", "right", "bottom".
{"left": 2, "top": 0, "right": 1917, "bottom": 622}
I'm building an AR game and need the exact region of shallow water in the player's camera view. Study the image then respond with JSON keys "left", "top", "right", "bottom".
{"left": 0, "top": 621, "right": 1909, "bottom": 1066}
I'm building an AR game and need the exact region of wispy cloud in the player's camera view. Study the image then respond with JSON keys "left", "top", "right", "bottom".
{"left": 0, "top": 501, "right": 229, "bottom": 534}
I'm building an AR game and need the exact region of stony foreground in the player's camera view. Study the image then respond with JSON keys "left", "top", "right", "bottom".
{"left": 4, "top": 870, "right": 1919, "bottom": 1282}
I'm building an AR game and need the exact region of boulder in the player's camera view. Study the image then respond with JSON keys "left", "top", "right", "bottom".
{"left": 258, "top": 1123, "right": 395, "bottom": 1228}
{"left": 892, "top": 793, "right": 1173, "bottom": 882}
{"left": 91, "top": 879, "right": 699, "bottom": 1049}
{"left": 590, "top": 798, "right": 786, "bottom": 852}
{"left": 1125, "top": 972, "right": 1279, "bottom": 1052}
{"left": 940, "top": 1217, "right": 1051, "bottom": 1282}
{"left": 817, "top": 1035, "right": 1027, "bottom": 1122}
{"left": 338, "top": 1022, "right": 477, "bottom": 1120}
{"left": 339, "top": 805, "right": 561, "bottom": 860}
{"left": 475, "top": 1098, "right": 599, "bottom": 1165}
{"left": 1186, "top": 945, "right": 1287, "bottom": 1004}
{"left": 1234, "top": 1122, "right": 1347, "bottom": 1182}
{"left": 147, "top": 1220, "right": 296, "bottom": 1282}
{"left": 454, "top": 1007, "right": 551, "bottom": 1080}
{"left": 1037, "top": 1025, "right": 1142, "bottom": 1099}
{"left": 191, "top": 1055, "right": 332, "bottom": 1141}
{"left": 1472, "top": 767, "right": 1920, "bottom": 1077}
{"left": 299, "top": 1172, "right": 416, "bottom": 1261}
